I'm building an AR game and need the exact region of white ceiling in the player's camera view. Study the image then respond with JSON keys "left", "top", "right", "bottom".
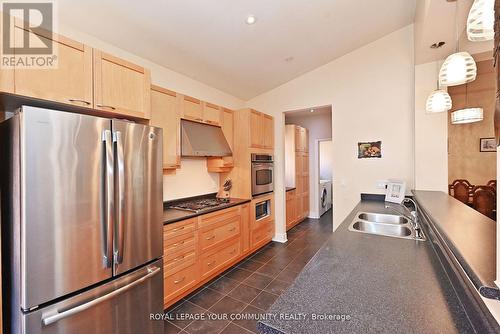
{"left": 286, "top": 105, "right": 332, "bottom": 118}
{"left": 57, "top": 0, "right": 416, "bottom": 100}
{"left": 414, "top": 0, "right": 493, "bottom": 65}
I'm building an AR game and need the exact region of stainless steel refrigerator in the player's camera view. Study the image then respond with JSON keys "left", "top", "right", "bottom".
{"left": 0, "top": 106, "right": 164, "bottom": 334}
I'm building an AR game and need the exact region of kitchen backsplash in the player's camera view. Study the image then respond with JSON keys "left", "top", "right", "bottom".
{"left": 162, "top": 158, "right": 220, "bottom": 201}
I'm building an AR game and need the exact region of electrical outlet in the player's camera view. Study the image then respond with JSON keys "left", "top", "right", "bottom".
{"left": 376, "top": 180, "right": 388, "bottom": 190}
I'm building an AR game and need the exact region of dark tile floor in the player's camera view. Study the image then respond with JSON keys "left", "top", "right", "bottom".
{"left": 164, "top": 209, "right": 333, "bottom": 334}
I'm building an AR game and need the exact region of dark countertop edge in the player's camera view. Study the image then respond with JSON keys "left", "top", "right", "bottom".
{"left": 163, "top": 198, "right": 251, "bottom": 225}
{"left": 285, "top": 187, "right": 296, "bottom": 192}
{"left": 413, "top": 190, "right": 498, "bottom": 297}
{"left": 163, "top": 192, "right": 218, "bottom": 209}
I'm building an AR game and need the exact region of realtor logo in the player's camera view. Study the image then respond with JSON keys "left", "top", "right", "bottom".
{"left": 1, "top": 1, "right": 57, "bottom": 68}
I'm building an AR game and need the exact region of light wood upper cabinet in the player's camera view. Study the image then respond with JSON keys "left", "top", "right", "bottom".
{"left": 203, "top": 102, "right": 221, "bottom": 126}
{"left": 249, "top": 110, "right": 263, "bottom": 148}
{"left": 221, "top": 108, "right": 234, "bottom": 149}
{"left": 181, "top": 95, "right": 203, "bottom": 121}
{"left": 0, "top": 14, "right": 13, "bottom": 94}
{"left": 150, "top": 85, "right": 181, "bottom": 170}
{"left": 12, "top": 24, "right": 92, "bottom": 106}
{"left": 262, "top": 114, "right": 274, "bottom": 149}
{"left": 94, "top": 50, "right": 151, "bottom": 119}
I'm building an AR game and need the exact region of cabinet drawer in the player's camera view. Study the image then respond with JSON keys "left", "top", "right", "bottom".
{"left": 200, "top": 206, "right": 240, "bottom": 227}
{"left": 164, "top": 232, "right": 195, "bottom": 255}
{"left": 164, "top": 218, "right": 197, "bottom": 240}
{"left": 200, "top": 239, "right": 240, "bottom": 278}
{"left": 164, "top": 248, "right": 196, "bottom": 276}
{"left": 164, "top": 263, "right": 198, "bottom": 302}
{"left": 252, "top": 222, "right": 274, "bottom": 248}
{"left": 200, "top": 218, "right": 240, "bottom": 251}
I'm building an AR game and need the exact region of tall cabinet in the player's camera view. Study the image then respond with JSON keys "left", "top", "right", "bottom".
{"left": 285, "top": 124, "right": 309, "bottom": 230}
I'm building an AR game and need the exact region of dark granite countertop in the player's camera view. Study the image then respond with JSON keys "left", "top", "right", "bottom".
{"left": 285, "top": 187, "right": 296, "bottom": 192}
{"left": 258, "top": 199, "right": 476, "bottom": 334}
{"left": 413, "top": 190, "right": 496, "bottom": 292}
{"left": 163, "top": 197, "right": 250, "bottom": 225}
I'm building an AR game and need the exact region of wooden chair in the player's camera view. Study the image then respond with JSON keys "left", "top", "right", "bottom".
{"left": 449, "top": 179, "right": 474, "bottom": 204}
{"left": 487, "top": 180, "right": 497, "bottom": 193}
{"left": 472, "top": 186, "right": 496, "bottom": 219}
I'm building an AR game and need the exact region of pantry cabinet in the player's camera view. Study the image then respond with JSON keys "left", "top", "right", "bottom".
{"left": 94, "top": 50, "right": 151, "bottom": 119}
{"left": 150, "top": 85, "right": 181, "bottom": 170}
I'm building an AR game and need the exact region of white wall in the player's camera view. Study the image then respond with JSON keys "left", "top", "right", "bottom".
{"left": 414, "top": 61, "right": 448, "bottom": 192}
{"left": 56, "top": 24, "right": 245, "bottom": 201}
{"left": 247, "top": 25, "right": 415, "bottom": 230}
{"left": 285, "top": 112, "right": 332, "bottom": 218}
{"left": 320, "top": 140, "right": 333, "bottom": 180}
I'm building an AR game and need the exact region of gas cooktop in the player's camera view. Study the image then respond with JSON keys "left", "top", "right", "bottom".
{"left": 169, "top": 198, "right": 230, "bottom": 213}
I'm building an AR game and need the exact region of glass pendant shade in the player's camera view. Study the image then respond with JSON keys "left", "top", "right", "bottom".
{"left": 426, "top": 90, "right": 452, "bottom": 113}
{"left": 467, "top": 0, "right": 495, "bottom": 41}
{"left": 439, "top": 52, "right": 477, "bottom": 86}
{"left": 451, "top": 108, "right": 483, "bottom": 124}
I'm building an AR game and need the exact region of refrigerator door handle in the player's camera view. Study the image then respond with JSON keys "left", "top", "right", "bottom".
{"left": 41, "top": 266, "right": 161, "bottom": 327}
{"left": 102, "top": 130, "right": 114, "bottom": 268}
{"left": 113, "top": 131, "right": 125, "bottom": 264}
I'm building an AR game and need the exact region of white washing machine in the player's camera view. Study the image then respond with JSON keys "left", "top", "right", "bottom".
{"left": 319, "top": 180, "right": 332, "bottom": 216}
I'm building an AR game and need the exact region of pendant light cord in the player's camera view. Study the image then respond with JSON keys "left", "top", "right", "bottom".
{"left": 455, "top": 0, "right": 459, "bottom": 53}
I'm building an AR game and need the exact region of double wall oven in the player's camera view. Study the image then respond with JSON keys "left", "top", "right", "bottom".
{"left": 251, "top": 153, "right": 274, "bottom": 197}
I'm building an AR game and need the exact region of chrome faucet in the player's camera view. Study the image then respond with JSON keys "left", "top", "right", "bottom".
{"left": 385, "top": 198, "right": 424, "bottom": 240}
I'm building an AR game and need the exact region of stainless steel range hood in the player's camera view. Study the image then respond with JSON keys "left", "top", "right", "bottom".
{"left": 181, "top": 119, "right": 232, "bottom": 157}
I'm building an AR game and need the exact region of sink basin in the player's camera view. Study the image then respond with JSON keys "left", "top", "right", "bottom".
{"left": 351, "top": 221, "right": 412, "bottom": 237}
{"left": 348, "top": 211, "right": 425, "bottom": 241}
{"left": 358, "top": 212, "right": 408, "bottom": 224}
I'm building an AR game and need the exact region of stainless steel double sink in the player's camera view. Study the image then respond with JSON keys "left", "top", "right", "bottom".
{"left": 348, "top": 212, "right": 425, "bottom": 241}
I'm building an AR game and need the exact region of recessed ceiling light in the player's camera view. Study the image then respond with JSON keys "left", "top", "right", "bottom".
{"left": 310, "top": 109, "right": 315, "bottom": 113}
{"left": 246, "top": 15, "right": 257, "bottom": 25}
{"left": 430, "top": 41, "right": 446, "bottom": 49}
{"left": 285, "top": 56, "right": 294, "bottom": 62}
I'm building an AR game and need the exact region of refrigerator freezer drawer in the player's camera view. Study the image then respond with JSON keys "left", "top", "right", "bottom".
{"left": 21, "top": 259, "right": 164, "bottom": 334}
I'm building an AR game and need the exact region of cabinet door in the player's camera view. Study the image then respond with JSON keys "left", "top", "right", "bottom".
{"left": 295, "top": 194, "right": 303, "bottom": 220}
{"left": 14, "top": 25, "right": 92, "bottom": 107}
{"left": 0, "top": 14, "right": 13, "bottom": 94}
{"left": 262, "top": 114, "right": 274, "bottom": 149}
{"left": 181, "top": 95, "right": 203, "bottom": 121}
{"left": 150, "top": 85, "right": 180, "bottom": 169}
{"left": 221, "top": 108, "right": 234, "bottom": 149}
{"left": 302, "top": 153, "right": 309, "bottom": 174}
{"left": 302, "top": 193, "right": 309, "bottom": 217}
{"left": 302, "top": 128, "right": 309, "bottom": 153}
{"left": 94, "top": 51, "right": 151, "bottom": 119}
{"left": 250, "top": 110, "right": 263, "bottom": 148}
{"left": 203, "top": 102, "right": 221, "bottom": 126}
{"left": 286, "top": 191, "right": 295, "bottom": 227}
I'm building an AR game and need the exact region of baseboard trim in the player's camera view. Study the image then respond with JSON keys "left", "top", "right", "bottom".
{"left": 272, "top": 233, "right": 288, "bottom": 243}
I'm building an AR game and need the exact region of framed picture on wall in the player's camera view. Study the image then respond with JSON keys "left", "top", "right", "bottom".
{"left": 480, "top": 138, "right": 496, "bottom": 152}
{"left": 357, "top": 141, "right": 382, "bottom": 158}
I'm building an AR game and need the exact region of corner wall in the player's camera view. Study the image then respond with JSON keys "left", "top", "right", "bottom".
{"left": 246, "top": 25, "right": 415, "bottom": 230}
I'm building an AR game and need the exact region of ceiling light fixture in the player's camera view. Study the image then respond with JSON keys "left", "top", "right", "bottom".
{"left": 430, "top": 41, "right": 446, "bottom": 49}
{"left": 246, "top": 15, "right": 257, "bottom": 25}
{"left": 451, "top": 108, "right": 484, "bottom": 124}
{"left": 451, "top": 82, "right": 483, "bottom": 124}
{"left": 310, "top": 109, "right": 314, "bottom": 113}
{"left": 439, "top": 0, "right": 477, "bottom": 86}
{"left": 467, "top": 0, "right": 495, "bottom": 41}
{"left": 426, "top": 61, "right": 452, "bottom": 113}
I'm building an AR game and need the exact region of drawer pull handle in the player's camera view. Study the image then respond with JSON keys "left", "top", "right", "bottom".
{"left": 173, "top": 255, "right": 185, "bottom": 261}
{"left": 174, "top": 277, "right": 185, "bottom": 284}
{"left": 96, "top": 104, "right": 116, "bottom": 110}
{"left": 68, "top": 98, "right": 91, "bottom": 106}
{"left": 205, "top": 236, "right": 215, "bottom": 240}
{"left": 207, "top": 261, "right": 216, "bottom": 267}
{"left": 228, "top": 227, "right": 236, "bottom": 232}
{"left": 172, "top": 241, "right": 185, "bottom": 247}
{"left": 172, "top": 226, "right": 185, "bottom": 232}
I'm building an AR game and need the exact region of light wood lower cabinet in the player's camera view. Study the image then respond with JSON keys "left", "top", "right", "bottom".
{"left": 163, "top": 202, "right": 273, "bottom": 308}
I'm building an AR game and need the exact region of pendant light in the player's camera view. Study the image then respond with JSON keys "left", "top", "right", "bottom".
{"left": 467, "top": 0, "right": 495, "bottom": 41}
{"left": 426, "top": 61, "right": 452, "bottom": 113}
{"left": 439, "top": 0, "right": 477, "bottom": 86}
{"left": 451, "top": 82, "right": 483, "bottom": 124}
